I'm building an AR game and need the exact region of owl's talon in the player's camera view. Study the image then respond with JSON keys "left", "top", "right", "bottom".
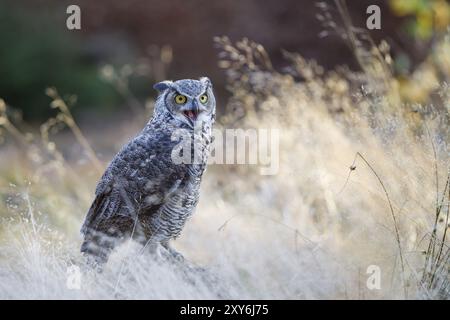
{"left": 168, "top": 249, "right": 185, "bottom": 263}
{"left": 160, "top": 242, "right": 184, "bottom": 263}
{"left": 172, "top": 252, "right": 185, "bottom": 263}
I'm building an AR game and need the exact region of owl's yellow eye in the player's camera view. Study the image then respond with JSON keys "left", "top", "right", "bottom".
{"left": 174, "top": 94, "right": 187, "bottom": 104}
{"left": 199, "top": 94, "right": 208, "bottom": 104}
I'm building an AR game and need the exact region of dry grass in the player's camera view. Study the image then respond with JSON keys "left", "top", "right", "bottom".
{"left": 0, "top": 17, "right": 449, "bottom": 299}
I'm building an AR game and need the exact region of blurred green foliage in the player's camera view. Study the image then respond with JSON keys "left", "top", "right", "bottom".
{"left": 390, "top": 0, "right": 450, "bottom": 39}
{"left": 0, "top": 3, "right": 119, "bottom": 120}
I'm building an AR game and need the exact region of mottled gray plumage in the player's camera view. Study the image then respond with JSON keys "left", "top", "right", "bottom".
{"left": 81, "top": 77, "right": 215, "bottom": 264}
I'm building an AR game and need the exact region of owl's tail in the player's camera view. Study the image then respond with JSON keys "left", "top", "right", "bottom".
{"left": 81, "top": 231, "right": 117, "bottom": 267}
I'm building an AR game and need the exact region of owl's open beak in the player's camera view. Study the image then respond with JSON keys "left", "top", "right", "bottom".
{"left": 183, "top": 110, "right": 198, "bottom": 121}
{"left": 183, "top": 101, "right": 200, "bottom": 123}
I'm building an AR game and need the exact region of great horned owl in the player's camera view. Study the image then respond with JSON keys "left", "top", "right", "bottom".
{"left": 80, "top": 77, "right": 215, "bottom": 264}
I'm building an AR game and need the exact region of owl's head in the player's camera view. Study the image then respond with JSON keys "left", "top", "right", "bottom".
{"left": 153, "top": 77, "right": 215, "bottom": 128}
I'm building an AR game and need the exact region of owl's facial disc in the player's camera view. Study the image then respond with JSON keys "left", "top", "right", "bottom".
{"left": 157, "top": 78, "right": 214, "bottom": 128}
{"left": 171, "top": 91, "right": 212, "bottom": 127}
{"left": 173, "top": 93, "right": 199, "bottom": 124}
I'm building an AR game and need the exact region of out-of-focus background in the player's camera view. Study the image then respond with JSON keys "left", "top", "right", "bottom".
{"left": 0, "top": 0, "right": 449, "bottom": 299}
{"left": 1, "top": 0, "right": 448, "bottom": 120}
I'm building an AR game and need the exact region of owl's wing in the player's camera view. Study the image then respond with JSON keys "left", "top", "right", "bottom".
{"left": 80, "top": 131, "right": 186, "bottom": 236}
{"left": 80, "top": 175, "right": 114, "bottom": 235}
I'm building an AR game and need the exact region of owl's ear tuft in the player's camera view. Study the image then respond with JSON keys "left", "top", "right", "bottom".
{"left": 153, "top": 80, "right": 173, "bottom": 92}
{"left": 199, "top": 77, "right": 212, "bottom": 89}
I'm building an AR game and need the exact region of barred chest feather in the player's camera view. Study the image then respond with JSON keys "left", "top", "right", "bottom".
{"left": 141, "top": 123, "right": 212, "bottom": 241}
